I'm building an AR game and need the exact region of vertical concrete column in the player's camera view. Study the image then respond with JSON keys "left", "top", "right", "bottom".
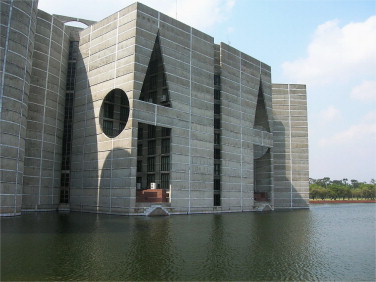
{"left": 0, "top": 0, "right": 38, "bottom": 216}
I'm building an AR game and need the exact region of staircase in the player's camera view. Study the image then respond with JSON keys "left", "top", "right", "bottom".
{"left": 57, "top": 203, "right": 70, "bottom": 213}
{"left": 254, "top": 202, "right": 273, "bottom": 212}
{"left": 144, "top": 205, "right": 170, "bottom": 216}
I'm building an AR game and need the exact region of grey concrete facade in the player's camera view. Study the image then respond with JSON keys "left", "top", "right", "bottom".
{"left": 1, "top": 0, "right": 38, "bottom": 216}
{"left": 0, "top": 2, "right": 309, "bottom": 216}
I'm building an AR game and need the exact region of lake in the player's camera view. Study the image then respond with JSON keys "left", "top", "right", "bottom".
{"left": 1, "top": 203, "right": 375, "bottom": 281}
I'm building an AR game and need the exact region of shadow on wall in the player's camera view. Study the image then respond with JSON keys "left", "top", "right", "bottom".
{"left": 69, "top": 41, "right": 99, "bottom": 212}
{"left": 99, "top": 148, "right": 132, "bottom": 214}
{"left": 273, "top": 120, "right": 309, "bottom": 209}
{"left": 71, "top": 75, "right": 134, "bottom": 213}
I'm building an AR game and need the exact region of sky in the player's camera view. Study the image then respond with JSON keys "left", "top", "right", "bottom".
{"left": 38, "top": 0, "right": 376, "bottom": 182}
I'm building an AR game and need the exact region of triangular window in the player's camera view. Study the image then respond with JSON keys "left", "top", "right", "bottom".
{"left": 254, "top": 81, "right": 270, "bottom": 132}
{"left": 139, "top": 33, "right": 171, "bottom": 107}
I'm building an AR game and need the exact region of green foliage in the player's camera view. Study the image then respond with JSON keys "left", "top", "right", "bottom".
{"left": 309, "top": 178, "right": 376, "bottom": 200}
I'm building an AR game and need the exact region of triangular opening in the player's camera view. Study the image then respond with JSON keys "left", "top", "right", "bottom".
{"left": 139, "top": 33, "right": 171, "bottom": 107}
{"left": 254, "top": 80, "right": 270, "bottom": 132}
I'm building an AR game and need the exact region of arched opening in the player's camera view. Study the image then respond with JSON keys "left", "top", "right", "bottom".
{"left": 99, "top": 89, "right": 130, "bottom": 138}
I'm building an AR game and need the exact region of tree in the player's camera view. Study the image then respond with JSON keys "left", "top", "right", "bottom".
{"left": 352, "top": 188, "right": 362, "bottom": 200}
{"left": 328, "top": 184, "right": 341, "bottom": 200}
{"left": 339, "top": 186, "right": 351, "bottom": 200}
{"left": 351, "top": 179, "right": 360, "bottom": 188}
{"left": 360, "top": 184, "right": 376, "bottom": 199}
{"left": 318, "top": 187, "right": 328, "bottom": 200}
{"left": 332, "top": 180, "right": 343, "bottom": 186}
{"left": 342, "top": 178, "right": 348, "bottom": 186}
{"left": 310, "top": 184, "right": 319, "bottom": 200}
{"left": 322, "top": 177, "right": 331, "bottom": 188}
{"left": 310, "top": 184, "right": 326, "bottom": 200}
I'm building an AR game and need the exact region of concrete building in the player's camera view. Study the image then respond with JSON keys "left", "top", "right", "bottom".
{"left": 1, "top": 0, "right": 309, "bottom": 216}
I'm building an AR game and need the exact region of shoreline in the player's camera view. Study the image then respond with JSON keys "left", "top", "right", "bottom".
{"left": 310, "top": 200, "right": 376, "bottom": 204}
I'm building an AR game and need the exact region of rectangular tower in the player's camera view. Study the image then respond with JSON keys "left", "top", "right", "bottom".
{"left": 272, "top": 84, "right": 309, "bottom": 208}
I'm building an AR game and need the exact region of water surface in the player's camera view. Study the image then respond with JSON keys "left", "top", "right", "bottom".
{"left": 1, "top": 204, "right": 375, "bottom": 281}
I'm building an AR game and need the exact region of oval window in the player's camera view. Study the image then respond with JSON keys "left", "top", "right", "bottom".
{"left": 100, "top": 89, "right": 129, "bottom": 138}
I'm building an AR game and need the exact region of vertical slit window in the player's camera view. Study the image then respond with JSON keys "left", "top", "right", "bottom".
{"left": 214, "top": 89, "right": 221, "bottom": 100}
{"left": 120, "top": 106, "right": 129, "bottom": 122}
{"left": 103, "top": 120, "right": 113, "bottom": 137}
{"left": 214, "top": 179, "right": 221, "bottom": 191}
{"left": 214, "top": 103, "right": 221, "bottom": 114}
{"left": 214, "top": 74, "right": 221, "bottom": 86}
{"left": 147, "top": 174, "right": 155, "bottom": 188}
{"left": 137, "top": 144, "right": 143, "bottom": 156}
{"left": 214, "top": 148, "right": 221, "bottom": 160}
{"left": 147, "top": 157, "right": 155, "bottom": 172}
{"left": 214, "top": 118, "right": 220, "bottom": 129}
{"left": 161, "top": 173, "right": 170, "bottom": 189}
{"left": 214, "top": 194, "right": 221, "bottom": 206}
{"left": 137, "top": 160, "right": 142, "bottom": 172}
{"left": 148, "top": 140, "right": 156, "bottom": 155}
{"left": 214, "top": 164, "right": 221, "bottom": 176}
{"left": 138, "top": 127, "right": 143, "bottom": 140}
{"left": 214, "top": 133, "right": 220, "bottom": 145}
{"left": 161, "top": 156, "right": 170, "bottom": 171}
{"left": 103, "top": 103, "right": 114, "bottom": 119}
{"left": 161, "top": 127, "right": 171, "bottom": 137}
{"left": 148, "top": 125, "right": 156, "bottom": 139}
{"left": 161, "top": 139, "right": 170, "bottom": 154}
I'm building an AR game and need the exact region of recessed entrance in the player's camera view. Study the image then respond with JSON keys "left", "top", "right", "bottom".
{"left": 136, "top": 122, "right": 171, "bottom": 203}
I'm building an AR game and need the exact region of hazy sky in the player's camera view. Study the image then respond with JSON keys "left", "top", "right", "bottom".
{"left": 38, "top": 0, "right": 376, "bottom": 182}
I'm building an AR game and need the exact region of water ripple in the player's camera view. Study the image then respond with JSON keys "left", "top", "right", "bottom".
{"left": 1, "top": 204, "right": 375, "bottom": 281}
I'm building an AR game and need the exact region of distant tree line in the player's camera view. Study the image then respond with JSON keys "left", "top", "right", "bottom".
{"left": 309, "top": 178, "right": 376, "bottom": 200}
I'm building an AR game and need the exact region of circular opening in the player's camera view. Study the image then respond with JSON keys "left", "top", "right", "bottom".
{"left": 100, "top": 89, "right": 129, "bottom": 138}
